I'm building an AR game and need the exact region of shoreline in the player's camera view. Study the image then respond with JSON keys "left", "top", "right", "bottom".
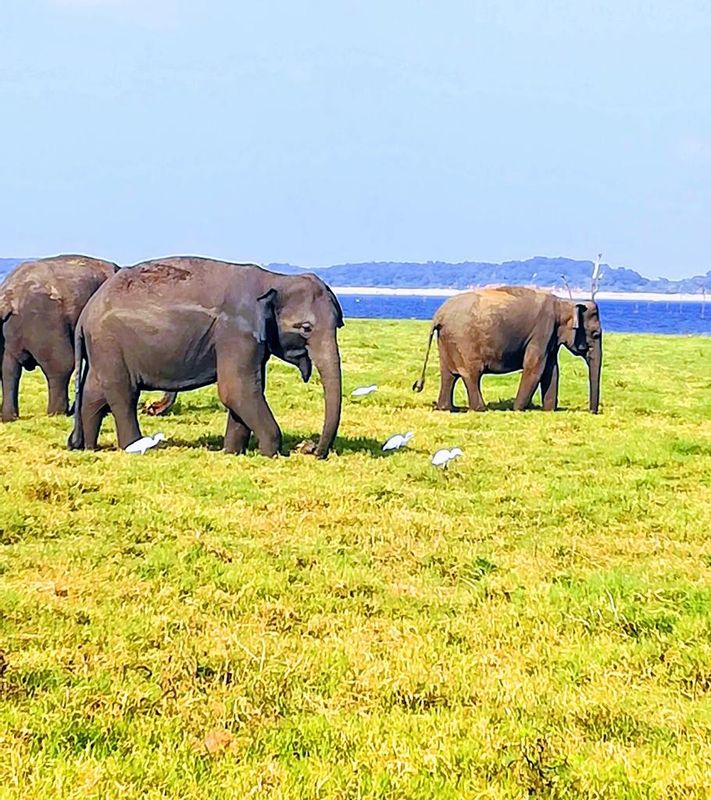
{"left": 332, "top": 286, "right": 706, "bottom": 303}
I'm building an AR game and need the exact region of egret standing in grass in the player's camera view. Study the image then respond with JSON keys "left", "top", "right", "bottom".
{"left": 431, "top": 447, "right": 462, "bottom": 468}
{"left": 351, "top": 384, "right": 378, "bottom": 397}
{"left": 125, "top": 433, "right": 166, "bottom": 455}
{"left": 382, "top": 432, "right": 413, "bottom": 452}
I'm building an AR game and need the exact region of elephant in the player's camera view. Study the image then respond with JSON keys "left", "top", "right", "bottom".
{"left": 0, "top": 255, "right": 119, "bottom": 422}
{"left": 412, "top": 286, "right": 602, "bottom": 413}
{"left": 68, "top": 256, "right": 344, "bottom": 457}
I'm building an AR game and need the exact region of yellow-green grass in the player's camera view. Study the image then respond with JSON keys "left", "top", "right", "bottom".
{"left": 1, "top": 321, "right": 710, "bottom": 799}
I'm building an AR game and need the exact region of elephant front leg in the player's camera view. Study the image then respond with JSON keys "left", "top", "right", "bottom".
{"left": 217, "top": 339, "right": 281, "bottom": 457}
{"left": 224, "top": 411, "right": 252, "bottom": 454}
{"left": 539, "top": 356, "right": 559, "bottom": 411}
{"left": 222, "top": 386, "right": 281, "bottom": 456}
{"left": 513, "top": 352, "right": 547, "bottom": 411}
{"left": 218, "top": 378, "right": 280, "bottom": 458}
{"left": 1, "top": 353, "right": 21, "bottom": 422}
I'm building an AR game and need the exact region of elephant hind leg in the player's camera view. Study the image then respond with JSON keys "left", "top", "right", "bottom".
{"left": 46, "top": 336, "right": 74, "bottom": 416}
{"left": 434, "top": 335, "right": 468, "bottom": 412}
{"left": 145, "top": 392, "right": 177, "bottom": 416}
{"left": 434, "top": 370, "right": 458, "bottom": 411}
{"left": 46, "top": 372, "right": 72, "bottom": 416}
{"left": 1, "top": 352, "right": 21, "bottom": 422}
{"left": 463, "top": 371, "right": 486, "bottom": 411}
{"left": 70, "top": 369, "right": 109, "bottom": 450}
{"left": 104, "top": 382, "right": 142, "bottom": 450}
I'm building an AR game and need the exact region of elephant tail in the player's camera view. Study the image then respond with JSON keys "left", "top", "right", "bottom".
{"left": 412, "top": 323, "right": 440, "bottom": 392}
{"left": 67, "top": 322, "right": 87, "bottom": 449}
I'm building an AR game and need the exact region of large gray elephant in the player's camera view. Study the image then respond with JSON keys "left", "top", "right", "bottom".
{"left": 413, "top": 286, "right": 602, "bottom": 412}
{"left": 68, "top": 256, "right": 344, "bottom": 457}
{"left": 0, "top": 255, "right": 118, "bottom": 421}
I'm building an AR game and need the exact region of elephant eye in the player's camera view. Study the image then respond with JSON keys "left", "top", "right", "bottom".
{"left": 590, "top": 331, "right": 601, "bottom": 339}
{"left": 294, "top": 321, "right": 313, "bottom": 334}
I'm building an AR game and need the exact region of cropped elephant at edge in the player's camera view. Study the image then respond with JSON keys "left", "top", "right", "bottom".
{"left": 412, "top": 286, "right": 602, "bottom": 413}
{"left": 68, "top": 256, "right": 344, "bottom": 458}
{"left": 0, "top": 255, "right": 119, "bottom": 422}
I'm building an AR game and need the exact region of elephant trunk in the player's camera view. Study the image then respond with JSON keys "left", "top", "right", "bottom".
{"left": 309, "top": 333, "right": 342, "bottom": 458}
{"left": 586, "top": 338, "right": 602, "bottom": 413}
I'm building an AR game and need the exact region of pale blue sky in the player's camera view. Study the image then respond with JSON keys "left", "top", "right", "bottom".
{"left": 1, "top": 1, "right": 709, "bottom": 277}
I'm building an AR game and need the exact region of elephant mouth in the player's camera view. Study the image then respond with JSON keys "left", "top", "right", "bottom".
{"left": 283, "top": 347, "right": 312, "bottom": 382}
{"left": 298, "top": 356, "right": 312, "bottom": 383}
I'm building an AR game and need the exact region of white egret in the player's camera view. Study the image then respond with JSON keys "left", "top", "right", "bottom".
{"left": 431, "top": 447, "right": 462, "bottom": 468}
{"left": 382, "top": 432, "right": 414, "bottom": 452}
{"left": 351, "top": 384, "right": 378, "bottom": 397}
{"left": 125, "top": 432, "right": 166, "bottom": 455}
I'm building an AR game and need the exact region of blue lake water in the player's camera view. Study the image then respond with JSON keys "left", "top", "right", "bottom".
{"left": 339, "top": 295, "right": 711, "bottom": 336}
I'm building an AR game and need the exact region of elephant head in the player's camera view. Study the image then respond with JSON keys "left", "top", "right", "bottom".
{"left": 258, "top": 274, "right": 344, "bottom": 457}
{"left": 559, "top": 300, "right": 603, "bottom": 413}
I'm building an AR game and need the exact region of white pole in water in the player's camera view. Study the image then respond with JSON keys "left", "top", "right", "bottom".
{"left": 560, "top": 275, "right": 573, "bottom": 300}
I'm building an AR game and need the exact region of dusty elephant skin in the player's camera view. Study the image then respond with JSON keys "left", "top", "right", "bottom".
{"left": 413, "top": 286, "right": 603, "bottom": 413}
{"left": 68, "top": 257, "right": 344, "bottom": 458}
{"left": 0, "top": 255, "right": 119, "bottom": 422}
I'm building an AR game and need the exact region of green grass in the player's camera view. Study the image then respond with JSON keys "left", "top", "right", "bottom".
{"left": 1, "top": 320, "right": 710, "bottom": 799}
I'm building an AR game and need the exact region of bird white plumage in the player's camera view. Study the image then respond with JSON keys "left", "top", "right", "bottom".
{"left": 125, "top": 433, "right": 166, "bottom": 455}
{"left": 351, "top": 384, "right": 378, "bottom": 397}
{"left": 382, "top": 431, "right": 413, "bottom": 451}
{"left": 431, "top": 447, "right": 463, "bottom": 468}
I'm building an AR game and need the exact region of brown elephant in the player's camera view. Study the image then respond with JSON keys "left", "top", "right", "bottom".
{"left": 68, "top": 256, "right": 344, "bottom": 457}
{"left": 413, "top": 286, "right": 602, "bottom": 413}
{"left": 0, "top": 255, "right": 118, "bottom": 422}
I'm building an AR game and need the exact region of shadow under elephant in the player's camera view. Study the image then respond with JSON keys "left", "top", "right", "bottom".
{"left": 156, "top": 430, "right": 387, "bottom": 457}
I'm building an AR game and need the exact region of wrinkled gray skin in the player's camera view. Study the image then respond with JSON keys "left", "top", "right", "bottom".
{"left": 413, "top": 287, "right": 602, "bottom": 412}
{"left": 68, "top": 257, "right": 344, "bottom": 457}
{"left": 0, "top": 255, "right": 118, "bottom": 422}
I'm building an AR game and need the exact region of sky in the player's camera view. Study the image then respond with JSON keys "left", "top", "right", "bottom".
{"left": 1, "top": 1, "right": 710, "bottom": 278}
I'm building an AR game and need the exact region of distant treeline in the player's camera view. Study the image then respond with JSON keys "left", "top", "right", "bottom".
{"left": 269, "top": 257, "right": 711, "bottom": 294}
{"left": 3, "top": 256, "right": 710, "bottom": 294}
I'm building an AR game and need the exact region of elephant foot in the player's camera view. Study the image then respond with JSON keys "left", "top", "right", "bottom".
{"left": 431, "top": 403, "right": 470, "bottom": 414}
{"left": 145, "top": 399, "right": 172, "bottom": 416}
{"left": 67, "top": 432, "right": 84, "bottom": 450}
{"left": 468, "top": 405, "right": 487, "bottom": 412}
{"left": 1, "top": 412, "right": 19, "bottom": 423}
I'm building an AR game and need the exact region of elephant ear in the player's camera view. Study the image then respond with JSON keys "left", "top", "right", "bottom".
{"left": 256, "top": 288, "right": 277, "bottom": 344}
{"left": 325, "top": 285, "right": 344, "bottom": 328}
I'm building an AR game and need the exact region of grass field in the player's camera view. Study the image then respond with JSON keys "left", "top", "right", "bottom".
{"left": 1, "top": 320, "right": 710, "bottom": 799}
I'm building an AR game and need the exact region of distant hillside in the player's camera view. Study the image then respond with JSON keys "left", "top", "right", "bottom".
{"left": 3, "top": 255, "right": 709, "bottom": 294}
{"left": 268, "top": 257, "right": 711, "bottom": 294}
